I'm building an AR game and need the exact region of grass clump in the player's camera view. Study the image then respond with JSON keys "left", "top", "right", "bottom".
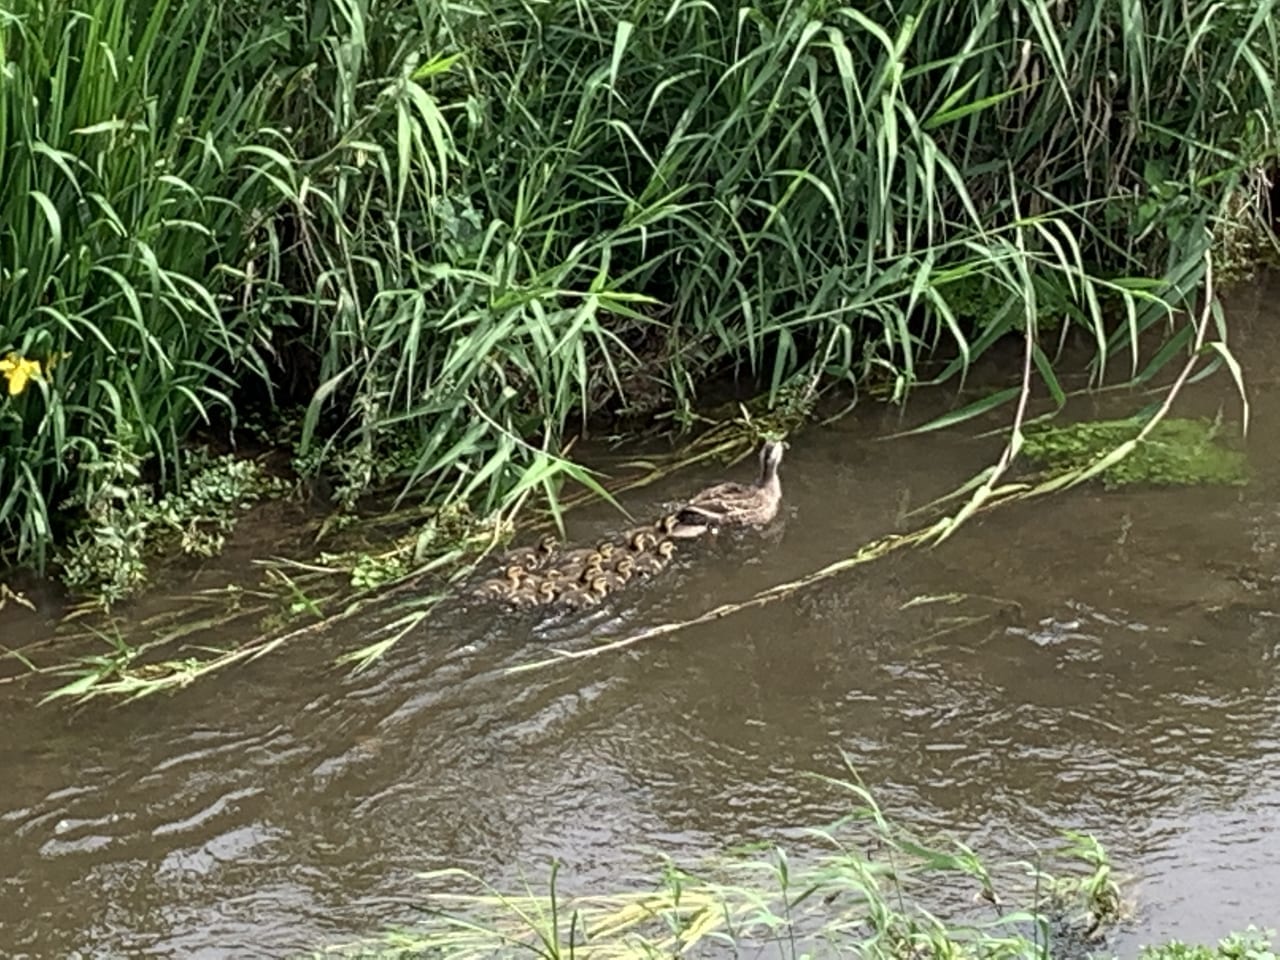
{"left": 1021, "top": 418, "right": 1248, "bottom": 490}
{"left": 57, "top": 445, "right": 289, "bottom": 605}
{"left": 2, "top": 0, "right": 1277, "bottom": 578}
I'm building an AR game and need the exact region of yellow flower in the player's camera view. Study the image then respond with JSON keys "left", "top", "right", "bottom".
{"left": 0, "top": 352, "right": 43, "bottom": 396}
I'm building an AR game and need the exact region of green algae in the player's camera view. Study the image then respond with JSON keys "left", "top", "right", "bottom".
{"left": 1022, "top": 417, "right": 1248, "bottom": 489}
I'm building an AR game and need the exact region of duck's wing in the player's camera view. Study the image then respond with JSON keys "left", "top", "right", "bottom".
{"left": 687, "top": 480, "right": 753, "bottom": 506}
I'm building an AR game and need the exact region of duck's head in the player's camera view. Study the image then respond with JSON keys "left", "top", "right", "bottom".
{"left": 760, "top": 439, "right": 785, "bottom": 471}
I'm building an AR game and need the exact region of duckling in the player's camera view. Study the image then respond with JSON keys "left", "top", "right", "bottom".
{"left": 502, "top": 533, "right": 558, "bottom": 571}
{"left": 548, "top": 558, "right": 605, "bottom": 584}
{"left": 597, "top": 555, "right": 636, "bottom": 590}
{"left": 556, "top": 574, "right": 611, "bottom": 611}
{"left": 471, "top": 565, "right": 526, "bottom": 600}
{"left": 553, "top": 541, "right": 617, "bottom": 567}
{"left": 618, "top": 528, "right": 659, "bottom": 553}
{"left": 655, "top": 512, "right": 714, "bottom": 541}
{"left": 673, "top": 439, "right": 785, "bottom": 534}
{"left": 506, "top": 579, "right": 559, "bottom": 610}
{"left": 630, "top": 539, "right": 676, "bottom": 577}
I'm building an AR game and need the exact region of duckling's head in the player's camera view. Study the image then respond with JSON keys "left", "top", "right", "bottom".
{"left": 588, "top": 575, "right": 611, "bottom": 596}
{"left": 614, "top": 555, "right": 635, "bottom": 578}
{"left": 503, "top": 564, "right": 528, "bottom": 582}
{"left": 629, "top": 530, "right": 658, "bottom": 551}
{"left": 595, "top": 542, "right": 616, "bottom": 559}
{"left": 537, "top": 533, "right": 559, "bottom": 553}
{"left": 538, "top": 581, "right": 559, "bottom": 602}
{"left": 656, "top": 539, "right": 676, "bottom": 560}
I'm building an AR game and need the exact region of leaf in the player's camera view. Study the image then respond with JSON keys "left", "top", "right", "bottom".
{"left": 890, "top": 387, "right": 1020, "bottom": 437}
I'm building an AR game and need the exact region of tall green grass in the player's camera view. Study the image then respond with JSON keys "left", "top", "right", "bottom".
{"left": 1, "top": 0, "right": 1276, "bottom": 577}
{"left": 281, "top": 0, "right": 1279, "bottom": 518}
{"left": 0, "top": 0, "right": 278, "bottom": 566}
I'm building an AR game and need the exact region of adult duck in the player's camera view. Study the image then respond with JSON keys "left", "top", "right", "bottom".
{"left": 674, "top": 439, "right": 785, "bottom": 535}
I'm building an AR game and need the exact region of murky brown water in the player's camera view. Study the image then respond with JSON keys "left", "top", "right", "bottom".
{"left": 4, "top": 275, "right": 1280, "bottom": 958}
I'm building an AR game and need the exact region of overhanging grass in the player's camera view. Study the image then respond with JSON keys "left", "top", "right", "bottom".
{"left": 1, "top": 0, "right": 1276, "bottom": 592}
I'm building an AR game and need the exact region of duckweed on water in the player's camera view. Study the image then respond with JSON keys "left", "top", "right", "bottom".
{"left": 1022, "top": 418, "right": 1248, "bottom": 490}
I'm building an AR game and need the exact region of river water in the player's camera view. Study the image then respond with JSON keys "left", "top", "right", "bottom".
{"left": 2, "top": 275, "right": 1280, "bottom": 957}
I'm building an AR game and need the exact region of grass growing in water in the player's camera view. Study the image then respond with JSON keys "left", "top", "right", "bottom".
{"left": 1142, "top": 929, "right": 1278, "bottom": 960}
{"left": 1021, "top": 418, "right": 1249, "bottom": 490}
{"left": 56, "top": 445, "right": 291, "bottom": 606}
{"left": 316, "top": 777, "right": 1127, "bottom": 959}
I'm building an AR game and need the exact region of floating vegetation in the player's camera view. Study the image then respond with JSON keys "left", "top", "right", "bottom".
{"left": 1021, "top": 417, "right": 1248, "bottom": 490}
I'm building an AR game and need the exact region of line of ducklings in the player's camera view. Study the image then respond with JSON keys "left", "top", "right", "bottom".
{"left": 472, "top": 438, "right": 787, "bottom": 613}
{"left": 473, "top": 522, "right": 681, "bottom": 612}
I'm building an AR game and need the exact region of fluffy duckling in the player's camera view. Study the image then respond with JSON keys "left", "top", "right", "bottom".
{"left": 503, "top": 533, "right": 558, "bottom": 571}
{"left": 655, "top": 513, "right": 713, "bottom": 541}
{"left": 506, "top": 580, "right": 559, "bottom": 610}
{"left": 613, "top": 524, "right": 660, "bottom": 550}
{"left": 554, "top": 541, "right": 617, "bottom": 567}
{"left": 630, "top": 539, "right": 676, "bottom": 577}
{"left": 597, "top": 555, "right": 636, "bottom": 590}
{"left": 556, "top": 575, "right": 611, "bottom": 611}
{"left": 547, "top": 558, "right": 605, "bottom": 584}
{"left": 619, "top": 528, "right": 660, "bottom": 552}
{"left": 674, "top": 439, "right": 785, "bottom": 534}
{"left": 471, "top": 565, "right": 527, "bottom": 600}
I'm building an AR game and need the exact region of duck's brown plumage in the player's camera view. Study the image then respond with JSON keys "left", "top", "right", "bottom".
{"left": 674, "top": 440, "right": 784, "bottom": 534}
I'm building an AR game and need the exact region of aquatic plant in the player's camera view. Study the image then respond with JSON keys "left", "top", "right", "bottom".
{"left": 57, "top": 446, "right": 289, "bottom": 605}
{"left": 1021, "top": 418, "right": 1249, "bottom": 490}
{"left": 1141, "top": 928, "right": 1278, "bottom": 960}
{"left": 314, "top": 777, "right": 1124, "bottom": 958}
{"left": 0, "top": 0, "right": 279, "bottom": 570}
